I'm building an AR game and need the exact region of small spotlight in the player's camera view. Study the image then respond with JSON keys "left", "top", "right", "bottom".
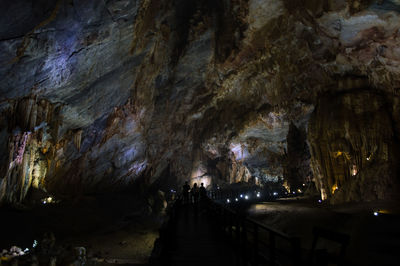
{"left": 240, "top": 194, "right": 243, "bottom": 198}
{"left": 245, "top": 195, "right": 249, "bottom": 200}
{"left": 293, "top": 191, "right": 296, "bottom": 194}
{"left": 302, "top": 183, "right": 306, "bottom": 186}
{"left": 273, "top": 192, "right": 278, "bottom": 196}
{"left": 235, "top": 198, "right": 238, "bottom": 202}
{"left": 257, "top": 192, "right": 260, "bottom": 198}
{"left": 373, "top": 211, "right": 379, "bottom": 216}
{"left": 318, "top": 200, "right": 322, "bottom": 203}
{"left": 227, "top": 199, "right": 230, "bottom": 203}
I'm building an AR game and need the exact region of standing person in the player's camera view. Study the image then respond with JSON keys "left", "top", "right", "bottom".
{"left": 191, "top": 183, "right": 199, "bottom": 204}
{"left": 199, "top": 183, "right": 208, "bottom": 211}
{"left": 182, "top": 181, "right": 190, "bottom": 204}
{"left": 191, "top": 183, "right": 200, "bottom": 217}
{"left": 199, "top": 183, "right": 207, "bottom": 201}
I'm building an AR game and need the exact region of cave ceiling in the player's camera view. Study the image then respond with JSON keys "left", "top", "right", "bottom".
{"left": 1, "top": 0, "right": 400, "bottom": 203}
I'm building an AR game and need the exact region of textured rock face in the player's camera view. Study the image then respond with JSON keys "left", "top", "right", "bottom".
{"left": 0, "top": 0, "right": 146, "bottom": 201}
{"left": 309, "top": 90, "right": 400, "bottom": 202}
{"left": 1, "top": 0, "right": 400, "bottom": 204}
{"left": 284, "top": 122, "right": 313, "bottom": 192}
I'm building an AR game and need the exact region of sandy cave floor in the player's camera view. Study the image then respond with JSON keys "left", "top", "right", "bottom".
{"left": 0, "top": 193, "right": 162, "bottom": 265}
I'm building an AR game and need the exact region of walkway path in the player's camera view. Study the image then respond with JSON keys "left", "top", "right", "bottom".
{"left": 158, "top": 203, "right": 239, "bottom": 266}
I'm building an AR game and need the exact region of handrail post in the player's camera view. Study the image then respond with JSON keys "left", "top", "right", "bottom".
{"left": 291, "top": 237, "right": 301, "bottom": 266}
{"left": 236, "top": 214, "right": 241, "bottom": 242}
{"left": 223, "top": 208, "right": 227, "bottom": 233}
{"left": 270, "top": 233, "right": 276, "bottom": 266}
{"left": 220, "top": 208, "right": 224, "bottom": 231}
{"left": 253, "top": 223, "right": 259, "bottom": 266}
{"left": 229, "top": 211, "right": 233, "bottom": 238}
{"left": 242, "top": 218, "right": 247, "bottom": 265}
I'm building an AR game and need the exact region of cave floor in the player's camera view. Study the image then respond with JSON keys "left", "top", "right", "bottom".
{"left": 246, "top": 198, "right": 400, "bottom": 266}
{"left": 158, "top": 203, "right": 238, "bottom": 266}
{"left": 0, "top": 193, "right": 162, "bottom": 265}
{"left": 2, "top": 196, "right": 399, "bottom": 265}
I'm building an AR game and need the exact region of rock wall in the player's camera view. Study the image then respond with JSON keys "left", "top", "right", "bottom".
{"left": 284, "top": 122, "right": 313, "bottom": 192}
{"left": 309, "top": 90, "right": 400, "bottom": 202}
{"left": 1, "top": 0, "right": 400, "bottom": 204}
{"left": 0, "top": 97, "right": 60, "bottom": 202}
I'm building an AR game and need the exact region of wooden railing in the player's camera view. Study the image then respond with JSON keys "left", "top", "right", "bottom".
{"left": 161, "top": 190, "right": 350, "bottom": 266}
{"left": 208, "top": 200, "right": 302, "bottom": 266}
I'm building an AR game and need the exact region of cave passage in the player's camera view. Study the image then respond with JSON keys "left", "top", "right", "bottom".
{"left": 1, "top": 0, "right": 400, "bottom": 265}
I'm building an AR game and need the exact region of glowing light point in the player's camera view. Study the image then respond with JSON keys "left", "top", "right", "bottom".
{"left": 240, "top": 194, "right": 243, "bottom": 198}
{"left": 256, "top": 192, "right": 260, "bottom": 198}
{"left": 235, "top": 198, "right": 238, "bottom": 202}
{"left": 351, "top": 164, "right": 358, "bottom": 176}
{"left": 373, "top": 211, "right": 379, "bottom": 216}
{"left": 226, "top": 199, "right": 230, "bottom": 203}
{"left": 245, "top": 195, "right": 249, "bottom": 200}
{"left": 273, "top": 192, "right": 278, "bottom": 196}
{"left": 318, "top": 200, "right": 322, "bottom": 203}
{"left": 33, "top": 240, "right": 38, "bottom": 248}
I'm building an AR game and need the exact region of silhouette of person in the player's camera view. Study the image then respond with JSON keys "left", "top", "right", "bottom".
{"left": 199, "top": 183, "right": 208, "bottom": 211}
{"left": 191, "top": 183, "right": 199, "bottom": 204}
{"left": 182, "top": 181, "right": 190, "bottom": 204}
{"left": 191, "top": 183, "right": 200, "bottom": 218}
{"left": 199, "top": 183, "right": 207, "bottom": 201}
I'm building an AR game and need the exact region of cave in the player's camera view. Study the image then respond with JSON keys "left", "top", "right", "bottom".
{"left": 1, "top": 0, "right": 400, "bottom": 265}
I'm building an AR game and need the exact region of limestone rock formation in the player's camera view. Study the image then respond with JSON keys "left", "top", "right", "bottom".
{"left": 1, "top": 0, "right": 400, "bottom": 204}
{"left": 308, "top": 90, "right": 400, "bottom": 202}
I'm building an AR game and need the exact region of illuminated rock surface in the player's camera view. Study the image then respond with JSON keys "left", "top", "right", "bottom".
{"left": 1, "top": 0, "right": 400, "bottom": 204}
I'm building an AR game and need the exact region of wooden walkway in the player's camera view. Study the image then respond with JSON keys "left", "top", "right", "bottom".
{"left": 153, "top": 203, "right": 239, "bottom": 266}
{"left": 150, "top": 199, "right": 353, "bottom": 266}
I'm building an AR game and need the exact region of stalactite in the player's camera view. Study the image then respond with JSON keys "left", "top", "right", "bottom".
{"left": 19, "top": 146, "right": 33, "bottom": 202}
{"left": 14, "top": 132, "right": 31, "bottom": 164}
{"left": 0, "top": 97, "right": 62, "bottom": 204}
{"left": 23, "top": 98, "right": 34, "bottom": 130}
{"left": 308, "top": 90, "right": 399, "bottom": 203}
{"left": 74, "top": 129, "right": 83, "bottom": 151}
{"left": 29, "top": 101, "right": 38, "bottom": 131}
